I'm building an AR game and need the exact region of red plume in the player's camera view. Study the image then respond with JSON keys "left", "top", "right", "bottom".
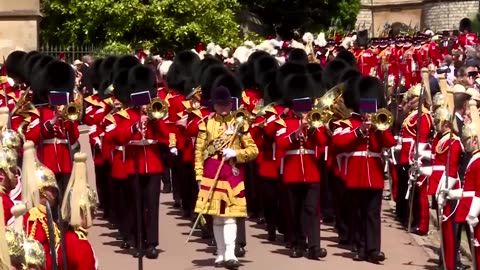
{"left": 59, "top": 52, "right": 65, "bottom": 61}
{"left": 196, "top": 42, "right": 205, "bottom": 53}
{"left": 267, "top": 35, "right": 273, "bottom": 40}
{"left": 335, "top": 33, "right": 342, "bottom": 43}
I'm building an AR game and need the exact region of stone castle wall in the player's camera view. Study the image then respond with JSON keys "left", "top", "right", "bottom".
{"left": 423, "top": 0, "right": 478, "bottom": 31}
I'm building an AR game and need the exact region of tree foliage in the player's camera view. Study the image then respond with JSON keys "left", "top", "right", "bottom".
{"left": 40, "top": 0, "right": 242, "bottom": 51}
{"left": 239, "top": 0, "right": 361, "bottom": 36}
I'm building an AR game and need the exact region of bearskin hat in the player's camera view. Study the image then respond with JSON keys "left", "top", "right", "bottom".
{"left": 193, "top": 57, "right": 222, "bottom": 87}
{"left": 30, "top": 68, "right": 48, "bottom": 105}
{"left": 282, "top": 72, "right": 315, "bottom": 104}
{"left": 165, "top": 50, "right": 200, "bottom": 94}
{"left": 307, "top": 63, "right": 324, "bottom": 98}
{"left": 357, "top": 30, "right": 369, "bottom": 47}
{"left": 128, "top": 65, "right": 157, "bottom": 98}
{"left": 237, "top": 63, "right": 256, "bottom": 89}
{"left": 460, "top": 18, "right": 472, "bottom": 33}
{"left": 335, "top": 50, "right": 357, "bottom": 68}
{"left": 343, "top": 75, "right": 386, "bottom": 114}
{"left": 263, "top": 72, "right": 282, "bottom": 105}
{"left": 322, "top": 59, "right": 350, "bottom": 90}
{"left": 5, "top": 51, "right": 27, "bottom": 82}
{"left": 113, "top": 55, "right": 140, "bottom": 77}
{"left": 91, "top": 58, "right": 104, "bottom": 91}
{"left": 44, "top": 61, "right": 75, "bottom": 96}
{"left": 211, "top": 71, "right": 243, "bottom": 99}
{"left": 200, "top": 65, "right": 229, "bottom": 101}
{"left": 31, "top": 55, "right": 55, "bottom": 80}
{"left": 339, "top": 68, "right": 362, "bottom": 84}
{"left": 98, "top": 80, "right": 112, "bottom": 101}
{"left": 254, "top": 55, "right": 279, "bottom": 86}
{"left": 22, "top": 52, "right": 42, "bottom": 86}
{"left": 113, "top": 69, "right": 131, "bottom": 104}
{"left": 342, "top": 75, "right": 363, "bottom": 114}
{"left": 99, "top": 56, "right": 118, "bottom": 82}
{"left": 287, "top": 48, "right": 308, "bottom": 66}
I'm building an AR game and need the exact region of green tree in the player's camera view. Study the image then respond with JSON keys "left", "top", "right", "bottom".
{"left": 238, "top": 0, "right": 361, "bottom": 36}
{"left": 40, "top": 0, "right": 243, "bottom": 51}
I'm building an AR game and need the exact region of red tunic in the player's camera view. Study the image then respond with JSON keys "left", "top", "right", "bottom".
{"left": 184, "top": 106, "right": 210, "bottom": 164}
{"left": 275, "top": 116, "right": 328, "bottom": 184}
{"left": 460, "top": 33, "right": 478, "bottom": 48}
{"left": 102, "top": 111, "right": 128, "bottom": 179}
{"left": 252, "top": 104, "right": 285, "bottom": 179}
{"left": 0, "top": 85, "right": 20, "bottom": 111}
{"left": 241, "top": 88, "right": 262, "bottom": 113}
{"left": 24, "top": 206, "right": 59, "bottom": 270}
{"left": 115, "top": 108, "right": 169, "bottom": 175}
{"left": 2, "top": 193, "right": 14, "bottom": 226}
{"left": 157, "top": 87, "right": 185, "bottom": 149}
{"left": 85, "top": 95, "right": 112, "bottom": 165}
{"left": 455, "top": 151, "right": 480, "bottom": 223}
{"left": 57, "top": 228, "right": 97, "bottom": 270}
{"left": 427, "top": 131, "right": 463, "bottom": 195}
{"left": 357, "top": 49, "right": 378, "bottom": 76}
{"left": 25, "top": 106, "right": 80, "bottom": 174}
{"left": 331, "top": 116, "right": 396, "bottom": 189}
{"left": 399, "top": 108, "right": 433, "bottom": 165}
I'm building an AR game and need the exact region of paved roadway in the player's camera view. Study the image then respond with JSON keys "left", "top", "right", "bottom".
{"left": 77, "top": 126, "right": 438, "bottom": 270}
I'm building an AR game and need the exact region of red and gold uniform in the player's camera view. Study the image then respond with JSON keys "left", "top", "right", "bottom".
{"left": 356, "top": 48, "right": 378, "bottom": 76}
{"left": 57, "top": 227, "right": 98, "bottom": 270}
{"left": 241, "top": 88, "right": 262, "bottom": 113}
{"left": 24, "top": 205, "right": 60, "bottom": 270}
{"left": 459, "top": 32, "right": 478, "bottom": 48}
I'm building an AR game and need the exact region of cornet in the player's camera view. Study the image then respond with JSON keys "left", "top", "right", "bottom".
{"left": 146, "top": 97, "right": 169, "bottom": 120}
{"left": 61, "top": 102, "right": 82, "bottom": 121}
{"left": 371, "top": 108, "right": 393, "bottom": 131}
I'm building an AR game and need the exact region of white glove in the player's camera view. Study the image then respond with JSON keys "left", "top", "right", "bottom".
{"left": 170, "top": 147, "right": 178, "bottom": 156}
{"left": 419, "top": 166, "right": 433, "bottom": 177}
{"left": 222, "top": 148, "right": 237, "bottom": 160}
{"left": 447, "top": 189, "right": 464, "bottom": 200}
{"left": 437, "top": 193, "right": 447, "bottom": 209}
{"left": 467, "top": 215, "right": 479, "bottom": 228}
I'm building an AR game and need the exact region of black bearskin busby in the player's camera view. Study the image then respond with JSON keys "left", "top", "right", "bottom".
{"left": 335, "top": 50, "right": 357, "bottom": 68}
{"left": 254, "top": 55, "right": 279, "bottom": 87}
{"left": 322, "top": 59, "right": 350, "bottom": 91}
{"left": 287, "top": 48, "right": 308, "bottom": 66}
{"left": 200, "top": 65, "right": 229, "bottom": 101}
{"left": 193, "top": 57, "right": 222, "bottom": 87}
{"left": 165, "top": 50, "right": 200, "bottom": 94}
{"left": 22, "top": 52, "right": 42, "bottom": 86}
{"left": 211, "top": 71, "right": 243, "bottom": 99}
{"left": 113, "top": 55, "right": 140, "bottom": 77}
{"left": 91, "top": 58, "right": 104, "bottom": 91}
{"left": 460, "top": 18, "right": 472, "bottom": 33}
{"left": 99, "top": 56, "right": 118, "bottom": 82}
{"left": 4, "top": 51, "right": 27, "bottom": 83}
{"left": 128, "top": 65, "right": 157, "bottom": 99}
{"left": 307, "top": 63, "right": 324, "bottom": 98}
{"left": 31, "top": 55, "right": 55, "bottom": 80}
{"left": 44, "top": 61, "right": 76, "bottom": 96}
{"left": 282, "top": 72, "right": 315, "bottom": 105}
{"left": 113, "top": 69, "right": 131, "bottom": 104}
{"left": 343, "top": 75, "right": 386, "bottom": 114}
{"left": 357, "top": 30, "right": 369, "bottom": 48}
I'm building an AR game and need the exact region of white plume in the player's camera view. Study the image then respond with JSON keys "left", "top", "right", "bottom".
{"left": 424, "top": 30, "right": 434, "bottom": 36}
{"left": 290, "top": 40, "right": 305, "bottom": 49}
{"left": 233, "top": 46, "right": 251, "bottom": 63}
{"left": 214, "top": 45, "right": 223, "bottom": 56}
{"left": 158, "top": 60, "right": 173, "bottom": 76}
{"left": 303, "top": 32, "right": 314, "bottom": 43}
{"left": 275, "top": 56, "right": 286, "bottom": 65}
{"left": 206, "top": 42, "right": 216, "bottom": 55}
{"left": 222, "top": 47, "right": 231, "bottom": 59}
{"left": 316, "top": 32, "right": 327, "bottom": 47}
{"left": 244, "top": 41, "right": 256, "bottom": 50}
{"left": 341, "top": 37, "right": 353, "bottom": 49}
{"left": 198, "top": 51, "right": 207, "bottom": 60}
{"left": 352, "top": 35, "right": 357, "bottom": 42}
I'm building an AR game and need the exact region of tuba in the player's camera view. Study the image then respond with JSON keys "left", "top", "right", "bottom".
{"left": 312, "top": 83, "right": 352, "bottom": 132}
{"left": 372, "top": 108, "right": 393, "bottom": 131}
{"left": 146, "top": 97, "right": 168, "bottom": 120}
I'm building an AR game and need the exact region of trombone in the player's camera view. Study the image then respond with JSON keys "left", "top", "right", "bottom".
{"left": 371, "top": 108, "right": 393, "bottom": 131}
{"left": 61, "top": 102, "right": 82, "bottom": 121}
{"left": 146, "top": 97, "right": 169, "bottom": 120}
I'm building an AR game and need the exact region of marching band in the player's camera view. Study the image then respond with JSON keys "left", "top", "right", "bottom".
{"left": 2, "top": 17, "right": 480, "bottom": 270}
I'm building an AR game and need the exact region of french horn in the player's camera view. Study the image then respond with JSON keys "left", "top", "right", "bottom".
{"left": 146, "top": 97, "right": 169, "bottom": 120}
{"left": 372, "top": 108, "right": 393, "bottom": 131}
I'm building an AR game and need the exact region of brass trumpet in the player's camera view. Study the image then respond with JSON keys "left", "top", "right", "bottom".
{"left": 306, "top": 107, "right": 334, "bottom": 129}
{"left": 233, "top": 108, "right": 255, "bottom": 123}
{"left": 372, "top": 108, "right": 393, "bottom": 131}
{"left": 146, "top": 97, "right": 169, "bottom": 120}
{"left": 62, "top": 102, "right": 83, "bottom": 121}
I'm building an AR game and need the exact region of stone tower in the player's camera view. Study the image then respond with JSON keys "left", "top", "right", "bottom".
{"left": 356, "top": 0, "right": 479, "bottom": 37}
{"left": 0, "top": 0, "right": 41, "bottom": 59}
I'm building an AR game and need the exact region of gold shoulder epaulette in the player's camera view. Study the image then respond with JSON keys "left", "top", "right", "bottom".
{"left": 84, "top": 96, "right": 97, "bottom": 106}
{"left": 74, "top": 228, "right": 88, "bottom": 240}
{"left": 274, "top": 118, "right": 286, "bottom": 127}
{"left": 332, "top": 119, "right": 352, "bottom": 128}
{"left": 182, "top": 100, "right": 191, "bottom": 110}
{"left": 242, "top": 91, "right": 250, "bottom": 106}
{"left": 105, "top": 114, "right": 115, "bottom": 124}
{"left": 115, "top": 109, "right": 130, "bottom": 119}
{"left": 27, "top": 207, "right": 45, "bottom": 222}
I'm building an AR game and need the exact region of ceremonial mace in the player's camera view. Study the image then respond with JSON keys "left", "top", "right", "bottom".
{"left": 185, "top": 116, "right": 246, "bottom": 245}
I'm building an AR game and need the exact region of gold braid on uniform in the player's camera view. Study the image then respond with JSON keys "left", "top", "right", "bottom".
{"left": 27, "top": 206, "right": 60, "bottom": 246}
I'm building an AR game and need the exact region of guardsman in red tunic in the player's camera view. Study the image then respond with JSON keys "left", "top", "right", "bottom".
{"left": 332, "top": 75, "right": 396, "bottom": 263}
{"left": 442, "top": 100, "right": 480, "bottom": 270}
{"left": 0, "top": 51, "right": 25, "bottom": 112}
{"left": 114, "top": 65, "right": 169, "bottom": 259}
{"left": 22, "top": 141, "right": 60, "bottom": 270}
{"left": 57, "top": 153, "right": 98, "bottom": 270}
{"left": 160, "top": 51, "right": 200, "bottom": 208}
{"left": 25, "top": 61, "right": 80, "bottom": 197}
{"left": 395, "top": 83, "right": 433, "bottom": 234}
{"left": 273, "top": 72, "right": 328, "bottom": 260}
{"left": 356, "top": 30, "right": 377, "bottom": 76}
{"left": 418, "top": 104, "right": 463, "bottom": 270}
{"left": 459, "top": 18, "right": 478, "bottom": 49}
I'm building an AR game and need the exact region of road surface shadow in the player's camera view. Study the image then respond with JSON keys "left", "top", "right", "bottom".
{"left": 332, "top": 251, "right": 356, "bottom": 259}
{"left": 103, "top": 240, "right": 122, "bottom": 247}
{"left": 191, "top": 258, "right": 252, "bottom": 267}
{"left": 270, "top": 248, "right": 292, "bottom": 256}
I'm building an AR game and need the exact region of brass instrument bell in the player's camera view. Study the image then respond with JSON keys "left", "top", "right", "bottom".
{"left": 23, "top": 238, "right": 46, "bottom": 269}
{"left": 62, "top": 102, "right": 83, "bottom": 121}
{"left": 372, "top": 108, "right": 393, "bottom": 131}
{"left": 146, "top": 97, "right": 169, "bottom": 120}
{"left": 306, "top": 107, "right": 325, "bottom": 128}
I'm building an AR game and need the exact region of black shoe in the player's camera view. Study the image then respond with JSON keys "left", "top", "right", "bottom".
{"left": 367, "top": 251, "right": 385, "bottom": 264}
{"left": 411, "top": 227, "right": 427, "bottom": 236}
{"left": 133, "top": 249, "right": 142, "bottom": 258}
{"left": 224, "top": 259, "right": 240, "bottom": 269}
{"left": 173, "top": 201, "right": 181, "bottom": 208}
{"left": 109, "top": 224, "right": 117, "bottom": 230}
{"left": 353, "top": 253, "right": 367, "bottom": 261}
{"left": 257, "top": 217, "right": 266, "bottom": 225}
{"left": 182, "top": 210, "right": 193, "bottom": 218}
{"left": 208, "top": 239, "right": 216, "bottom": 247}
{"left": 162, "top": 183, "right": 172, "bottom": 193}
{"left": 235, "top": 246, "right": 246, "bottom": 258}
{"left": 322, "top": 216, "right": 335, "bottom": 224}
{"left": 289, "top": 247, "right": 303, "bottom": 258}
{"left": 145, "top": 246, "right": 159, "bottom": 259}
{"left": 267, "top": 230, "right": 276, "bottom": 242}
{"left": 214, "top": 261, "right": 224, "bottom": 268}
{"left": 307, "top": 247, "right": 327, "bottom": 260}
{"left": 338, "top": 239, "right": 351, "bottom": 246}
{"left": 213, "top": 249, "right": 218, "bottom": 256}
{"left": 120, "top": 241, "right": 130, "bottom": 249}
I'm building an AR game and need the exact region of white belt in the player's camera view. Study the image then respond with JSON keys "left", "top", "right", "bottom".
{"left": 285, "top": 149, "right": 315, "bottom": 155}
{"left": 402, "top": 137, "right": 414, "bottom": 143}
{"left": 114, "top": 146, "right": 124, "bottom": 151}
{"left": 344, "top": 151, "right": 381, "bottom": 158}
{"left": 432, "top": 165, "right": 445, "bottom": 171}
{"left": 128, "top": 139, "right": 157, "bottom": 146}
{"left": 44, "top": 138, "right": 68, "bottom": 144}
{"left": 463, "top": 191, "right": 475, "bottom": 197}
